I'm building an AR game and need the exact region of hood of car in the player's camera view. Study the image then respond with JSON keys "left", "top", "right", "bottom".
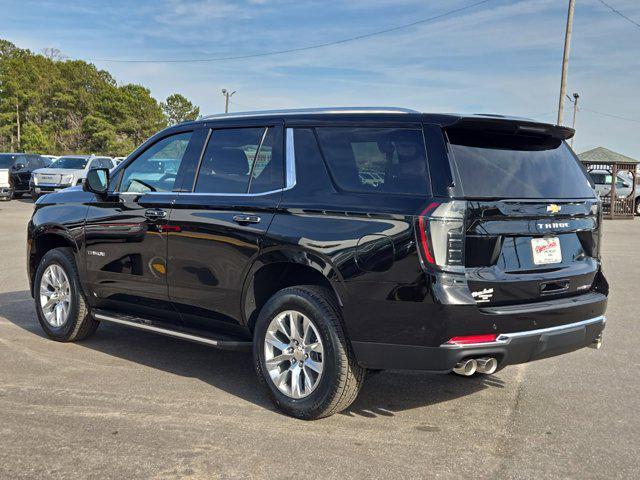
{"left": 34, "top": 168, "right": 84, "bottom": 176}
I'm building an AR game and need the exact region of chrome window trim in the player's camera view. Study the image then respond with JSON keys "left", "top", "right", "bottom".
{"left": 285, "top": 128, "right": 296, "bottom": 190}
{"left": 114, "top": 128, "right": 296, "bottom": 198}
{"left": 440, "top": 315, "right": 605, "bottom": 349}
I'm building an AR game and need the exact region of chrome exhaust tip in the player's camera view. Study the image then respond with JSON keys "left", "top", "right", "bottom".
{"left": 476, "top": 357, "right": 498, "bottom": 375}
{"left": 589, "top": 334, "right": 603, "bottom": 350}
{"left": 453, "top": 359, "right": 477, "bottom": 376}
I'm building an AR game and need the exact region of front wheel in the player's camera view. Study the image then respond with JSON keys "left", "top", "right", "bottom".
{"left": 254, "top": 285, "right": 365, "bottom": 419}
{"left": 12, "top": 191, "right": 23, "bottom": 199}
{"left": 34, "top": 247, "right": 99, "bottom": 342}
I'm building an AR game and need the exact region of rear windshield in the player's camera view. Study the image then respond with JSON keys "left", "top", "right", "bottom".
{"left": 51, "top": 157, "right": 88, "bottom": 169}
{"left": 447, "top": 129, "right": 595, "bottom": 199}
{"left": 0, "top": 154, "right": 17, "bottom": 168}
{"left": 315, "top": 127, "right": 430, "bottom": 195}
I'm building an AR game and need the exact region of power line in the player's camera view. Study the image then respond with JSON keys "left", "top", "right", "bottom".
{"left": 581, "top": 107, "right": 640, "bottom": 123}
{"left": 88, "top": 0, "right": 496, "bottom": 64}
{"left": 596, "top": 0, "right": 640, "bottom": 29}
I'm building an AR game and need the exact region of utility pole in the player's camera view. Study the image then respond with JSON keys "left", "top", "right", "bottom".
{"left": 570, "top": 92, "right": 579, "bottom": 147}
{"left": 221, "top": 89, "right": 236, "bottom": 113}
{"left": 557, "top": 0, "right": 575, "bottom": 126}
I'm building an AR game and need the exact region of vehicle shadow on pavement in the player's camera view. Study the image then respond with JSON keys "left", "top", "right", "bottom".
{"left": 342, "top": 370, "right": 504, "bottom": 418}
{"left": 1, "top": 290, "right": 504, "bottom": 417}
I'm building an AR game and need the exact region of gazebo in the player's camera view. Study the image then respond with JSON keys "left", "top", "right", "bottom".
{"left": 579, "top": 147, "right": 638, "bottom": 219}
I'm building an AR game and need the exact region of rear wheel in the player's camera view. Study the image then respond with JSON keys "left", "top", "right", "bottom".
{"left": 254, "top": 285, "right": 365, "bottom": 419}
{"left": 12, "top": 191, "right": 23, "bottom": 199}
{"left": 635, "top": 198, "right": 640, "bottom": 216}
{"left": 34, "top": 247, "right": 99, "bottom": 342}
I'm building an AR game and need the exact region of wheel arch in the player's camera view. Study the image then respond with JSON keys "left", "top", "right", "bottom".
{"left": 242, "top": 252, "right": 347, "bottom": 333}
{"left": 29, "top": 227, "right": 80, "bottom": 297}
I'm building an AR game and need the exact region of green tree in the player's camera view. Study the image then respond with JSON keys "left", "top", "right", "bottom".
{"left": 161, "top": 93, "right": 200, "bottom": 125}
{"left": 0, "top": 38, "right": 198, "bottom": 156}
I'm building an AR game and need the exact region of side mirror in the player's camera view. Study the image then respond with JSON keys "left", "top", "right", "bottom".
{"left": 84, "top": 168, "right": 109, "bottom": 196}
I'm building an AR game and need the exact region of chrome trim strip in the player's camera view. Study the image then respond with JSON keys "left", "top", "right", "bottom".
{"left": 117, "top": 127, "right": 297, "bottom": 198}
{"left": 285, "top": 128, "right": 296, "bottom": 189}
{"left": 440, "top": 316, "right": 605, "bottom": 349}
{"left": 94, "top": 313, "right": 222, "bottom": 347}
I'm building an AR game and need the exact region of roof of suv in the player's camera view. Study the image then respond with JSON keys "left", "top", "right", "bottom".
{"left": 195, "top": 107, "right": 575, "bottom": 139}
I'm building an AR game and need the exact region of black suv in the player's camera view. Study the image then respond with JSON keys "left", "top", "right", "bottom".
{"left": 0, "top": 153, "right": 48, "bottom": 199}
{"left": 27, "top": 108, "right": 608, "bottom": 419}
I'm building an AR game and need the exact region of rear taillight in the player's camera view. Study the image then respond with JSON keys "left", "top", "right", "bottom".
{"left": 416, "top": 200, "right": 466, "bottom": 272}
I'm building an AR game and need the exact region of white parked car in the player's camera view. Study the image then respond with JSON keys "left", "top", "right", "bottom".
{"left": 0, "top": 154, "right": 13, "bottom": 200}
{"left": 30, "top": 155, "right": 114, "bottom": 200}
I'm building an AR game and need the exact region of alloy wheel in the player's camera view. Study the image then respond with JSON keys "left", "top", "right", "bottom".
{"left": 264, "top": 310, "right": 324, "bottom": 399}
{"left": 39, "top": 264, "right": 71, "bottom": 328}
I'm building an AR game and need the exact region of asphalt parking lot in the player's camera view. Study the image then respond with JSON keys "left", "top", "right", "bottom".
{"left": 0, "top": 199, "right": 638, "bottom": 479}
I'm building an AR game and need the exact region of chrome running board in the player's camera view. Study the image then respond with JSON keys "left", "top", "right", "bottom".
{"left": 93, "top": 311, "right": 252, "bottom": 351}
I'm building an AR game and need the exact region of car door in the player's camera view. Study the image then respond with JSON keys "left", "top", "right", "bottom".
{"left": 84, "top": 128, "right": 204, "bottom": 323}
{"left": 167, "top": 122, "right": 285, "bottom": 334}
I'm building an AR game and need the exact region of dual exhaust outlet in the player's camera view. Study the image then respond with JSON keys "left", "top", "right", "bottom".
{"left": 453, "top": 333, "right": 604, "bottom": 376}
{"left": 453, "top": 357, "right": 498, "bottom": 376}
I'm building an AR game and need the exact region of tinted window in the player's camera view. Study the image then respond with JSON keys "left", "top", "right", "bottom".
{"left": 248, "top": 127, "right": 283, "bottom": 193}
{"left": 0, "top": 154, "right": 16, "bottom": 168}
{"left": 448, "top": 129, "right": 594, "bottom": 199}
{"left": 51, "top": 157, "right": 88, "bottom": 169}
{"left": 590, "top": 173, "right": 607, "bottom": 184}
{"left": 26, "top": 156, "right": 44, "bottom": 169}
{"left": 315, "top": 127, "right": 430, "bottom": 195}
{"left": 121, "top": 132, "right": 192, "bottom": 193}
{"left": 195, "top": 127, "right": 281, "bottom": 194}
{"left": 90, "top": 158, "right": 113, "bottom": 169}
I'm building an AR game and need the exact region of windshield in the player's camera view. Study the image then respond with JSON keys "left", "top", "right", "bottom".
{"left": 447, "top": 129, "right": 595, "bottom": 199}
{"left": 50, "top": 157, "right": 88, "bottom": 169}
{"left": 0, "top": 154, "right": 17, "bottom": 169}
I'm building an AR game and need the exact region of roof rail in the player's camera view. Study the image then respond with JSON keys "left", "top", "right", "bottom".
{"left": 201, "top": 107, "right": 420, "bottom": 120}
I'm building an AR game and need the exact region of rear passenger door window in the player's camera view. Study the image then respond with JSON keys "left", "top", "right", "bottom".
{"left": 195, "top": 127, "right": 283, "bottom": 194}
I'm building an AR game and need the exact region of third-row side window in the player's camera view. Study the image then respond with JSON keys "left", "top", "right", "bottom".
{"left": 314, "top": 127, "right": 431, "bottom": 195}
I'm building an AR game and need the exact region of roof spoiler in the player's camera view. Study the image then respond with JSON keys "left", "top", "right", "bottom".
{"left": 443, "top": 116, "right": 575, "bottom": 140}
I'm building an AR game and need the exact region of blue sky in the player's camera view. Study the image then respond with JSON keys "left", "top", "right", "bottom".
{"left": 1, "top": 0, "right": 639, "bottom": 157}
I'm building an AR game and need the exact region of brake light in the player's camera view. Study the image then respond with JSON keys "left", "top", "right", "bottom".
{"left": 417, "top": 202, "right": 439, "bottom": 265}
{"left": 416, "top": 200, "right": 466, "bottom": 272}
{"left": 446, "top": 334, "right": 498, "bottom": 345}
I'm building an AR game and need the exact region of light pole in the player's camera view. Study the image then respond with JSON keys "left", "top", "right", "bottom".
{"left": 557, "top": 0, "right": 576, "bottom": 126}
{"left": 221, "top": 89, "right": 236, "bottom": 113}
{"left": 570, "top": 92, "right": 579, "bottom": 146}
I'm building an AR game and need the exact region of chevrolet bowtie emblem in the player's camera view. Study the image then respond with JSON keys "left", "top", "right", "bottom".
{"left": 546, "top": 204, "right": 561, "bottom": 214}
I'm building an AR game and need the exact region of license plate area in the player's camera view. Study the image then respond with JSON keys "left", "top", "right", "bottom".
{"left": 531, "top": 237, "right": 562, "bottom": 265}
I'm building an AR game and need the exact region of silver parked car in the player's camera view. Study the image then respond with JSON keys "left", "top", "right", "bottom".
{"left": 589, "top": 169, "right": 640, "bottom": 215}
{"left": 30, "top": 155, "right": 114, "bottom": 200}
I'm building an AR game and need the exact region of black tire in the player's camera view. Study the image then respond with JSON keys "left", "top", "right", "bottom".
{"left": 12, "top": 192, "right": 23, "bottom": 199}
{"left": 635, "top": 199, "right": 640, "bottom": 216}
{"left": 34, "top": 247, "right": 99, "bottom": 342}
{"left": 253, "top": 285, "right": 365, "bottom": 420}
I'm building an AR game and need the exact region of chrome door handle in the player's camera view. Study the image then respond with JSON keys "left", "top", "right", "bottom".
{"left": 145, "top": 208, "right": 167, "bottom": 221}
{"left": 233, "top": 214, "right": 261, "bottom": 224}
